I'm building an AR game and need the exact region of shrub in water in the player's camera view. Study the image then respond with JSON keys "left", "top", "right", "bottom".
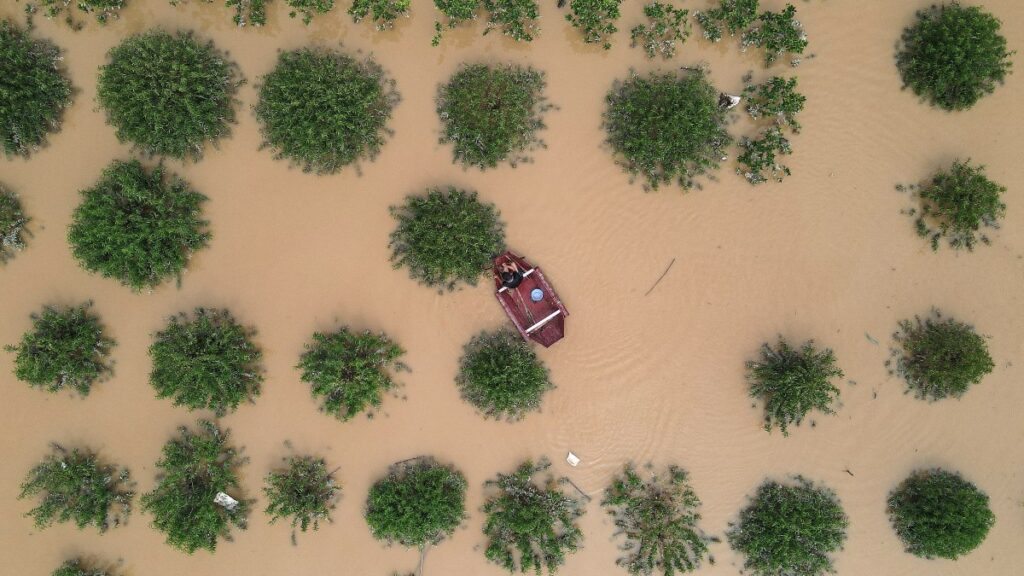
{"left": 910, "top": 160, "right": 1006, "bottom": 251}
{"left": 350, "top": 0, "right": 410, "bottom": 30}
{"left": 565, "top": 0, "right": 622, "bottom": 49}
{"left": 389, "top": 187, "right": 506, "bottom": 290}
{"left": 97, "top": 30, "right": 241, "bottom": 160}
{"left": 743, "top": 76, "right": 805, "bottom": 132}
{"left": 167, "top": 0, "right": 267, "bottom": 27}
{"left": 432, "top": 0, "right": 481, "bottom": 46}
{"left": 0, "top": 185, "right": 30, "bottom": 264}
{"left": 264, "top": 455, "right": 340, "bottom": 539}
{"left": 887, "top": 468, "right": 994, "bottom": 559}
{"left": 896, "top": 2, "right": 1013, "bottom": 111}
{"left": 603, "top": 464, "right": 712, "bottom": 575}
{"left": 746, "top": 337, "right": 842, "bottom": 435}
{"left": 7, "top": 302, "right": 114, "bottom": 396}
{"left": 741, "top": 4, "right": 808, "bottom": 67}
{"left": 482, "top": 0, "right": 540, "bottom": 42}
{"left": 297, "top": 327, "right": 406, "bottom": 421}
{"left": 52, "top": 559, "right": 114, "bottom": 576}
{"left": 728, "top": 477, "right": 848, "bottom": 576}
{"left": 890, "top": 310, "right": 993, "bottom": 401}
{"left": 695, "top": 0, "right": 757, "bottom": 42}
{"left": 286, "top": 0, "right": 335, "bottom": 24}
{"left": 737, "top": 127, "right": 792, "bottom": 185}
{"left": 255, "top": 48, "right": 398, "bottom": 174}
{"left": 630, "top": 2, "right": 690, "bottom": 60}
{"left": 483, "top": 458, "right": 585, "bottom": 574}
{"left": 149, "top": 308, "right": 263, "bottom": 415}
{"left": 603, "top": 69, "right": 732, "bottom": 191}
{"left": 68, "top": 160, "right": 210, "bottom": 291}
{"left": 141, "top": 420, "right": 250, "bottom": 553}
{"left": 0, "top": 19, "right": 72, "bottom": 159}
{"left": 456, "top": 329, "right": 552, "bottom": 420}
{"left": 365, "top": 457, "right": 467, "bottom": 547}
{"left": 27, "top": 0, "right": 125, "bottom": 29}
{"left": 19, "top": 444, "right": 133, "bottom": 532}
{"left": 437, "top": 63, "right": 549, "bottom": 169}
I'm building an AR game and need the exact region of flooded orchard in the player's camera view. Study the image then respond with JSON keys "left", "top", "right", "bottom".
{"left": 2, "top": 1, "right": 1023, "bottom": 575}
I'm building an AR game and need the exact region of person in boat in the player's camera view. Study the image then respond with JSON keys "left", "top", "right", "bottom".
{"left": 499, "top": 261, "right": 524, "bottom": 289}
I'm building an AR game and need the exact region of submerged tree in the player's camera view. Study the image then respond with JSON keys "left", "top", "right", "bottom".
{"left": 149, "top": 308, "right": 263, "bottom": 415}
{"left": 264, "top": 455, "right": 340, "bottom": 540}
{"left": 741, "top": 4, "right": 808, "bottom": 66}
{"left": 603, "top": 464, "right": 712, "bottom": 575}
{"left": 0, "top": 19, "right": 73, "bottom": 159}
{"left": 52, "top": 558, "right": 115, "bottom": 576}
{"left": 68, "top": 160, "right": 210, "bottom": 290}
{"left": 728, "top": 477, "right": 848, "bottom": 576}
{"left": 603, "top": 69, "right": 732, "bottom": 191}
{"left": 737, "top": 127, "right": 792, "bottom": 185}
{"left": 482, "top": 0, "right": 540, "bottom": 42}
{"left": 0, "top": 185, "right": 30, "bottom": 264}
{"left": 365, "top": 457, "right": 467, "bottom": 572}
{"left": 285, "top": 0, "right": 336, "bottom": 24}
{"left": 695, "top": 0, "right": 758, "bottom": 42}
{"left": 630, "top": 2, "right": 690, "bottom": 60}
{"left": 896, "top": 2, "right": 1013, "bottom": 111}
{"left": 167, "top": 0, "right": 268, "bottom": 27}
{"left": 7, "top": 302, "right": 114, "bottom": 396}
{"left": 389, "top": 187, "right": 506, "bottom": 290}
{"left": 349, "top": 0, "right": 410, "bottom": 30}
{"left": 432, "top": 0, "right": 481, "bottom": 45}
{"left": 255, "top": 48, "right": 398, "bottom": 174}
{"left": 888, "top": 468, "right": 994, "bottom": 559}
{"left": 141, "top": 420, "right": 251, "bottom": 553}
{"left": 456, "top": 329, "right": 553, "bottom": 421}
{"left": 565, "top": 0, "right": 622, "bottom": 49}
{"left": 746, "top": 338, "right": 842, "bottom": 435}
{"left": 743, "top": 76, "right": 805, "bottom": 132}
{"left": 482, "top": 458, "right": 585, "bottom": 574}
{"left": 297, "top": 327, "right": 406, "bottom": 421}
{"left": 25, "top": 0, "right": 126, "bottom": 29}
{"left": 19, "top": 444, "right": 133, "bottom": 532}
{"left": 909, "top": 160, "right": 1006, "bottom": 251}
{"left": 437, "top": 63, "right": 550, "bottom": 169}
{"left": 889, "top": 310, "right": 993, "bottom": 401}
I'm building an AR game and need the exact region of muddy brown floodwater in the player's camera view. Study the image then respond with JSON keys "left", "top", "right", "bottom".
{"left": 2, "top": 1, "right": 1023, "bottom": 575}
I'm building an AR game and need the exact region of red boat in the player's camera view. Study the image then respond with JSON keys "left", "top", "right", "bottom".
{"left": 492, "top": 251, "right": 568, "bottom": 347}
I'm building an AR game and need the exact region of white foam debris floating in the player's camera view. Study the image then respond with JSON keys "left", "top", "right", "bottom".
{"left": 214, "top": 491, "right": 239, "bottom": 511}
{"left": 566, "top": 451, "right": 581, "bottom": 467}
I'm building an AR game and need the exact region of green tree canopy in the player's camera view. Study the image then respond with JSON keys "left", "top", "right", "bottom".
{"left": 746, "top": 338, "right": 843, "bottom": 435}
{"left": 912, "top": 160, "right": 1007, "bottom": 251}
{"left": 0, "top": 185, "right": 30, "bottom": 264}
{"left": 365, "top": 457, "right": 467, "bottom": 548}
{"left": 456, "top": 329, "right": 553, "bottom": 420}
{"left": 264, "top": 455, "right": 340, "bottom": 539}
{"left": 888, "top": 468, "right": 994, "bottom": 559}
{"left": 890, "top": 311, "right": 993, "bottom": 401}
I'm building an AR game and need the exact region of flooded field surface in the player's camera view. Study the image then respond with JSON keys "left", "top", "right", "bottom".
{"left": 2, "top": 1, "right": 1023, "bottom": 575}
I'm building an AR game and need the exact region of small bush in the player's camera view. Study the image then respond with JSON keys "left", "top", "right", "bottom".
{"left": 141, "top": 420, "right": 250, "bottom": 553}
{"left": 97, "top": 30, "right": 241, "bottom": 160}
{"left": 264, "top": 455, "right": 340, "bottom": 538}
{"left": 286, "top": 0, "right": 335, "bottom": 24}
{"left": 437, "top": 63, "right": 549, "bottom": 169}
{"left": 887, "top": 468, "right": 994, "bottom": 559}
{"left": 603, "top": 70, "right": 732, "bottom": 191}
{"left": 482, "top": 458, "right": 585, "bottom": 574}
{"left": 630, "top": 2, "right": 690, "bottom": 60}
{"left": 737, "top": 127, "right": 792, "bottom": 185}
{"left": 695, "top": 0, "right": 757, "bottom": 42}
{"left": 365, "top": 457, "right": 467, "bottom": 547}
{"left": 167, "top": 0, "right": 268, "bottom": 27}
{"left": 746, "top": 338, "right": 842, "bottom": 435}
{"left": 7, "top": 302, "right": 114, "bottom": 396}
{"left": 28, "top": 0, "right": 125, "bottom": 29}
{"left": 255, "top": 48, "right": 398, "bottom": 174}
{"left": 728, "top": 477, "right": 848, "bottom": 576}
{"left": 149, "top": 308, "right": 263, "bottom": 415}
{"left": 890, "top": 310, "right": 993, "bottom": 401}
{"left": 741, "top": 5, "right": 808, "bottom": 66}
{"left": 297, "top": 327, "right": 405, "bottom": 421}
{"left": 0, "top": 185, "right": 30, "bottom": 264}
{"left": 603, "top": 464, "right": 712, "bottom": 575}
{"left": 68, "top": 160, "right": 210, "bottom": 290}
{"left": 19, "top": 444, "right": 133, "bottom": 532}
{"left": 350, "top": 0, "right": 410, "bottom": 30}
{"left": 52, "top": 559, "right": 113, "bottom": 576}
{"left": 456, "top": 329, "right": 553, "bottom": 420}
{"left": 743, "top": 76, "right": 805, "bottom": 132}
{"left": 911, "top": 160, "right": 1006, "bottom": 251}
{"left": 896, "top": 2, "right": 1013, "bottom": 111}
{"left": 565, "top": 0, "right": 622, "bottom": 49}
{"left": 432, "top": 0, "right": 481, "bottom": 46}
{"left": 0, "top": 19, "right": 72, "bottom": 159}
{"left": 389, "top": 187, "right": 506, "bottom": 290}
{"left": 482, "top": 0, "right": 540, "bottom": 42}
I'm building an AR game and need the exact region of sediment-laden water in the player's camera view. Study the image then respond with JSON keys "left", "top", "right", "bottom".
{"left": 1, "top": 1, "right": 1022, "bottom": 575}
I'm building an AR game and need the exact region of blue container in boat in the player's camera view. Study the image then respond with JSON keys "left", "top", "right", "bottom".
{"left": 530, "top": 288, "right": 544, "bottom": 302}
